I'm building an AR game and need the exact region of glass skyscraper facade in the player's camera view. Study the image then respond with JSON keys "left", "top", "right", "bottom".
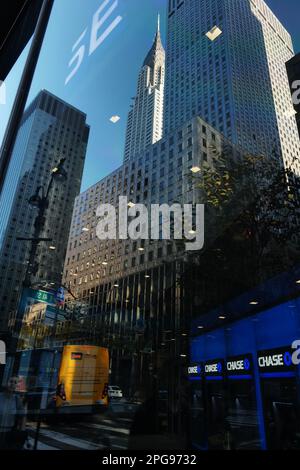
{"left": 0, "top": 0, "right": 299, "bottom": 453}
{"left": 0, "top": 90, "right": 89, "bottom": 332}
{"left": 164, "top": 0, "right": 300, "bottom": 174}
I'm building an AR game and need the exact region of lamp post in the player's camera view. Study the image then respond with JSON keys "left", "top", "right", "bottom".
{"left": 13, "top": 159, "right": 67, "bottom": 342}
{"left": 20, "top": 158, "right": 67, "bottom": 287}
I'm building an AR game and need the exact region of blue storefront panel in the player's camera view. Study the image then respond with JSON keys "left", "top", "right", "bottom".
{"left": 189, "top": 298, "right": 300, "bottom": 450}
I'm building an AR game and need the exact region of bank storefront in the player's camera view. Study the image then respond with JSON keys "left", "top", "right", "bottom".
{"left": 189, "top": 297, "right": 300, "bottom": 450}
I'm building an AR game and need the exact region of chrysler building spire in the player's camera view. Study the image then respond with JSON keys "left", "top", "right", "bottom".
{"left": 124, "top": 16, "right": 165, "bottom": 161}
{"left": 143, "top": 14, "right": 164, "bottom": 69}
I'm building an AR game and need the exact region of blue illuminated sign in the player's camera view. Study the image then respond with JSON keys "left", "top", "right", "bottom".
{"left": 188, "top": 364, "right": 202, "bottom": 377}
{"left": 283, "top": 351, "right": 292, "bottom": 367}
{"left": 226, "top": 354, "right": 252, "bottom": 376}
{"left": 204, "top": 359, "right": 224, "bottom": 377}
{"left": 258, "top": 347, "right": 296, "bottom": 373}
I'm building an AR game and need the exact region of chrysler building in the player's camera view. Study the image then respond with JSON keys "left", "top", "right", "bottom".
{"left": 124, "top": 16, "right": 165, "bottom": 161}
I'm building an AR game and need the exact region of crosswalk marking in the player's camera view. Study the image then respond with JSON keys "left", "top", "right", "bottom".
{"left": 30, "top": 428, "right": 101, "bottom": 450}
{"left": 26, "top": 437, "right": 59, "bottom": 451}
{"left": 26, "top": 417, "right": 131, "bottom": 451}
{"left": 28, "top": 432, "right": 127, "bottom": 451}
{"left": 81, "top": 422, "right": 130, "bottom": 435}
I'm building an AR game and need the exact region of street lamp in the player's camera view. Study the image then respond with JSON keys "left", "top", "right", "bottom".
{"left": 51, "top": 163, "right": 67, "bottom": 180}
{"left": 13, "top": 159, "right": 68, "bottom": 340}
{"left": 20, "top": 158, "right": 67, "bottom": 287}
{"left": 28, "top": 187, "right": 43, "bottom": 207}
{"left": 190, "top": 166, "right": 201, "bottom": 174}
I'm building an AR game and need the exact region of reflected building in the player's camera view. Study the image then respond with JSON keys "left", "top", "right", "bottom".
{"left": 62, "top": 116, "right": 243, "bottom": 403}
{"left": 124, "top": 17, "right": 165, "bottom": 162}
{"left": 0, "top": 90, "right": 89, "bottom": 332}
{"left": 164, "top": 0, "right": 300, "bottom": 174}
{"left": 17, "top": 1, "right": 300, "bottom": 446}
{"left": 60, "top": 2, "right": 300, "bottom": 434}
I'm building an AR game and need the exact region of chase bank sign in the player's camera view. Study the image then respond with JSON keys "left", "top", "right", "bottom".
{"left": 188, "top": 365, "right": 201, "bottom": 375}
{"left": 226, "top": 355, "right": 252, "bottom": 375}
{"left": 257, "top": 347, "right": 295, "bottom": 372}
{"left": 188, "top": 364, "right": 202, "bottom": 378}
{"left": 204, "top": 359, "right": 224, "bottom": 376}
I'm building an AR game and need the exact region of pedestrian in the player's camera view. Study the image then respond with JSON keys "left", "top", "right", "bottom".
{"left": 0, "top": 376, "right": 27, "bottom": 449}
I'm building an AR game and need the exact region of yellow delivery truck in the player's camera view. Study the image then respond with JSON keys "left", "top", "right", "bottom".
{"left": 54, "top": 345, "right": 109, "bottom": 414}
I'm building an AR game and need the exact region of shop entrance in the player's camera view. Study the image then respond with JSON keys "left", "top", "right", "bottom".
{"left": 261, "top": 377, "right": 300, "bottom": 449}
{"left": 205, "top": 380, "right": 226, "bottom": 449}
{"left": 190, "top": 379, "right": 206, "bottom": 449}
{"left": 227, "top": 379, "right": 260, "bottom": 449}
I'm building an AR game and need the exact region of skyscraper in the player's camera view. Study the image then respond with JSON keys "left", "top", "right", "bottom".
{"left": 164, "top": 0, "right": 300, "bottom": 174}
{"left": 0, "top": 90, "right": 89, "bottom": 331}
{"left": 62, "top": 115, "right": 242, "bottom": 389}
{"left": 124, "top": 16, "right": 165, "bottom": 162}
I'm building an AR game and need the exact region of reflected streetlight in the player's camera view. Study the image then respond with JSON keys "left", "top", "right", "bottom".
{"left": 17, "top": 158, "right": 68, "bottom": 289}
{"left": 190, "top": 166, "right": 201, "bottom": 174}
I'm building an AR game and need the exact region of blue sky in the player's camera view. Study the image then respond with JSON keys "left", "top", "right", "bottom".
{"left": 1, "top": 0, "right": 300, "bottom": 192}
{"left": 267, "top": 0, "right": 300, "bottom": 52}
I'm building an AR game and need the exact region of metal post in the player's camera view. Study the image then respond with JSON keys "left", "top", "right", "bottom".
{"left": 24, "top": 177, "right": 53, "bottom": 287}
{"left": 33, "top": 302, "right": 59, "bottom": 450}
{"left": 0, "top": 0, "right": 54, "bottom": 194}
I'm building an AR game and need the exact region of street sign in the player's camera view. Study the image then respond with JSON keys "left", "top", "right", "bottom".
{"left": 28, "top": 288, "right": 55, "bottom": 305}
